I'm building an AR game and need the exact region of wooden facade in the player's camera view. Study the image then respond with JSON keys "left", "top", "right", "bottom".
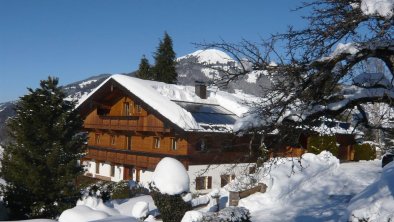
{"left": 79, "top": 79, "right": 257, "bottom": 182}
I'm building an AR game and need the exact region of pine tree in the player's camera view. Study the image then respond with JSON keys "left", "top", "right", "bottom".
{"left": 135, "top": 55, "right": 152, "bottom": 80}
{"left": 0, "top": 77, "right": 86, "bottom": 219}
{"left": 152, "top": 32, "right": 177, "bottom": 84}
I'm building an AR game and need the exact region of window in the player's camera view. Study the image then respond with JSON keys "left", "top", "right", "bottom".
{"left": 153, "top": 137, "right": 160, "bottom": 149}
{"left": 195, "top": 176, "right": 212, "bottom": 190}
{"left": 123, "top": 102, "right": 130, "bottom": 116}
{"left": 95, "top": 134, "right": 101, "bottom": 145}
{"left": 95, "top": 162, "right": 100, "bottom": 174}
{"left": 126, "top": 136, "right": 132, "bottom": 150}
{"left": 171, "top": 138, "right": 177, "bottom": 150}
{"left": 111, "top": 135, "right": 116, "bottom": 145}
{"left": 220, "top": 174, "right": 235, "bottom": 187}
{"left": 110, "top": 164, "right": 115, "bottom": 177}
{"left": 196, "top": 138, "right": 207, "bottom": 151}
{"left": 135, "top": 104, "right": 142, "bottom": 113}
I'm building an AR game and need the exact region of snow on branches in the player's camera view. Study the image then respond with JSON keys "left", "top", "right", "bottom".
{"left": 199, "top": 0, "right": 394, "bottom": 138}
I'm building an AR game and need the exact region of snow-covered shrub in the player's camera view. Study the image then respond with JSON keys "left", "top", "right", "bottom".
{"left": 200, "top": 206, "right": 251, "bottom": 222}
{"left": 80, "top": 180, "right": 131, "bottom": 202}
{"left": 227, "top": 175, "right": 257, "bottom": 192}
{"left": 150, "top": 186, "right": 192, "bottom": 222}
{"left": 129, "top": 183, "right": 149, "bottom": 198}
{"left": 80, "top": 181, "right": 113, "bottom": 202}
{"left": 150, "top": 157, "right": 192, "bottom": 222}
{"left": 111, "top": 181, "right": 133, "bottom": 200}
{"left": 152, "top": 157, "right": 190, "bottom": 195}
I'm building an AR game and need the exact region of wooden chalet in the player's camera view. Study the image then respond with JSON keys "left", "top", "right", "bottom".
{"left": 77, "top": 74, "right": 258, "bottom": 191}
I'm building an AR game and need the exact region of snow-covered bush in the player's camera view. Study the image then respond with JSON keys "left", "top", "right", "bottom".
{"left": 200, "top": 206, "right": 251, "bottom": 222}
{"left": 111, "top": 181, "right": 133, "bottom": 200}
{"left": 150, "top": 188, "right": 192, "bottom": 222}
{"left": 80, "top": 180, "right": 131, "bottom": 202}
{"left": 80, "top": 181, "right": 113, "bottom": 202}
{"left": 128, "top": 182, "right": 150, "bottom": 198}
{"left": 152, "top": 157, "right": 190, "bottom": 195}
{"left": 150, "top": 157, "right": 191, "bottom": 222}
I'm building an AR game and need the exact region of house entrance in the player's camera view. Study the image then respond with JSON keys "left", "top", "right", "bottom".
{"left": 123, "top": 165, "right": 134, "bottom": 180}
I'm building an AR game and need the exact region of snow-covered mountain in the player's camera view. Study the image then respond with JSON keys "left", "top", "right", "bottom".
{"left": 0, "top": 49, "right": 269, "bottom": 144}
{"left": 177, "top": 49, "right": 271, "bottom": 95}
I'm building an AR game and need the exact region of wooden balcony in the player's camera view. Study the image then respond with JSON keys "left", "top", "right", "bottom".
{"left": 84, "top": 115, "right": 171, "bottom": 132}
{"left": 84, "top": 146, "right": 189, "bottom": 170}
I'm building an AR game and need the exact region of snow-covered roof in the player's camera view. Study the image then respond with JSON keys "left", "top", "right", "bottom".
{"left": 78, "top": 74, "right": 254, "bottom": 132}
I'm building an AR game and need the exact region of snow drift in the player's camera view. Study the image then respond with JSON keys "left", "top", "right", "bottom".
{"left": 345, "top": 161, "right": 394, "bottom": 221}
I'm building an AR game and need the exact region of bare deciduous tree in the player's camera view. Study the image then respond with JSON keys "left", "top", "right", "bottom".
{"left": 198, "top": 0, "right": 394, "bottom": 152}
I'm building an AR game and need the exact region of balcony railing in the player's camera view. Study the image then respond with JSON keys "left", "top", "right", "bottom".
{"left": 84, "top": 115, "right": 170, "bottom": 132}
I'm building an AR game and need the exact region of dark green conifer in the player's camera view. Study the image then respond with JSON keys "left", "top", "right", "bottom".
{"left": 135, "top": 55, "right": 152, "bottom": 80}
{"left": 0, "top": 77, "right": 86, "bottom": 219}
{"left": 152, "top": 32, "right": 177, "bottom": 84}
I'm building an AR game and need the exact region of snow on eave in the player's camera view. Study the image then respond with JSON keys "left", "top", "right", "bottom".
{"left": 77, "top": 74, "right": 200, "bottom": 131}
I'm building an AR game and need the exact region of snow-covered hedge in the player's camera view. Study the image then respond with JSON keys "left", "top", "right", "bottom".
{"left": 80, "top": 180, "right": 132, "bottom": 202}
{"left": 182, "top": 207, "right": 251, "bottom": 222}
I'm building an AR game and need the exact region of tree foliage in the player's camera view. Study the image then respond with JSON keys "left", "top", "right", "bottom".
{"left": 135, "top": 55, "right": 152, "bottom": 80}
{"left": 200, "top": 0, "right": 394, "bottom": 147}
{"left": 150, "top": 188, "right": 191, "bottom": 222}
{"left": 153, "top": 32, "right": 178, "bottom": 84}
{"left": 0, "top": 77, "right": 86, "bottom": 219}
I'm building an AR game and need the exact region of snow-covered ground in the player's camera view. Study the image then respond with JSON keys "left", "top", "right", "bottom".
{"left": 2, "top": 153, "right": 390, "bottom": 222}
{"left": 239, "top": 154, "right": 382, "bottom": 222}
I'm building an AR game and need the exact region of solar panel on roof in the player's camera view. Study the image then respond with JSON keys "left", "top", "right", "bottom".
{"left": 175, "top": 101, "right": 237, "bottom": 125}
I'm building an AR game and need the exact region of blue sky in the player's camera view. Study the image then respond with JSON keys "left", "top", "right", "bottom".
{"left": 0, "top": 0, "right": 306, "bottom": 103}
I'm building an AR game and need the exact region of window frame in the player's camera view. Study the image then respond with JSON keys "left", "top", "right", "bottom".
{"left": 123, "top": 102, "right": 130, "bottom": 116}
{"left": 195, "top": 176, "right": 212, "bottom": 190}
{"left": 110, "top": 164, "right": 115, "bottom": 177}
{"left": 171, "top": 138, "right": 177, "bottom": 150}
{"left": 220, "top": 174, "right": 235, "bottom": 187}
{"left": 111, "top": 135, "right": 116, "bottom": 146}
{"left": 126, "top": 135, "right": 132, "bottom": 150}
{"left": 95, "top": 162, "right": 100, "bottom": 174}
{"left": 153, "top": 137, "right": 160, "bottom": 149}
{"left": 95, "top": 133, "right": 101, "bottom": 145}
{"left": 135, "top": 104, "right": 142, "bottom": 113}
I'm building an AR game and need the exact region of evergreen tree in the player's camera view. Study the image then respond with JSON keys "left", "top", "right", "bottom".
{"left": 152, "top": 32, "right": 177, "bottom": 84}
{"left": 135, "top": 55, "right": 152, "bottom": 80}
{"left": 0, "top": 77, "right": 86, "bottom": 219}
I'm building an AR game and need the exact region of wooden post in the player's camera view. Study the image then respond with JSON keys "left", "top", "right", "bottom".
{"left": 229, "top": 191, "right": 240, "bottom": 206}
